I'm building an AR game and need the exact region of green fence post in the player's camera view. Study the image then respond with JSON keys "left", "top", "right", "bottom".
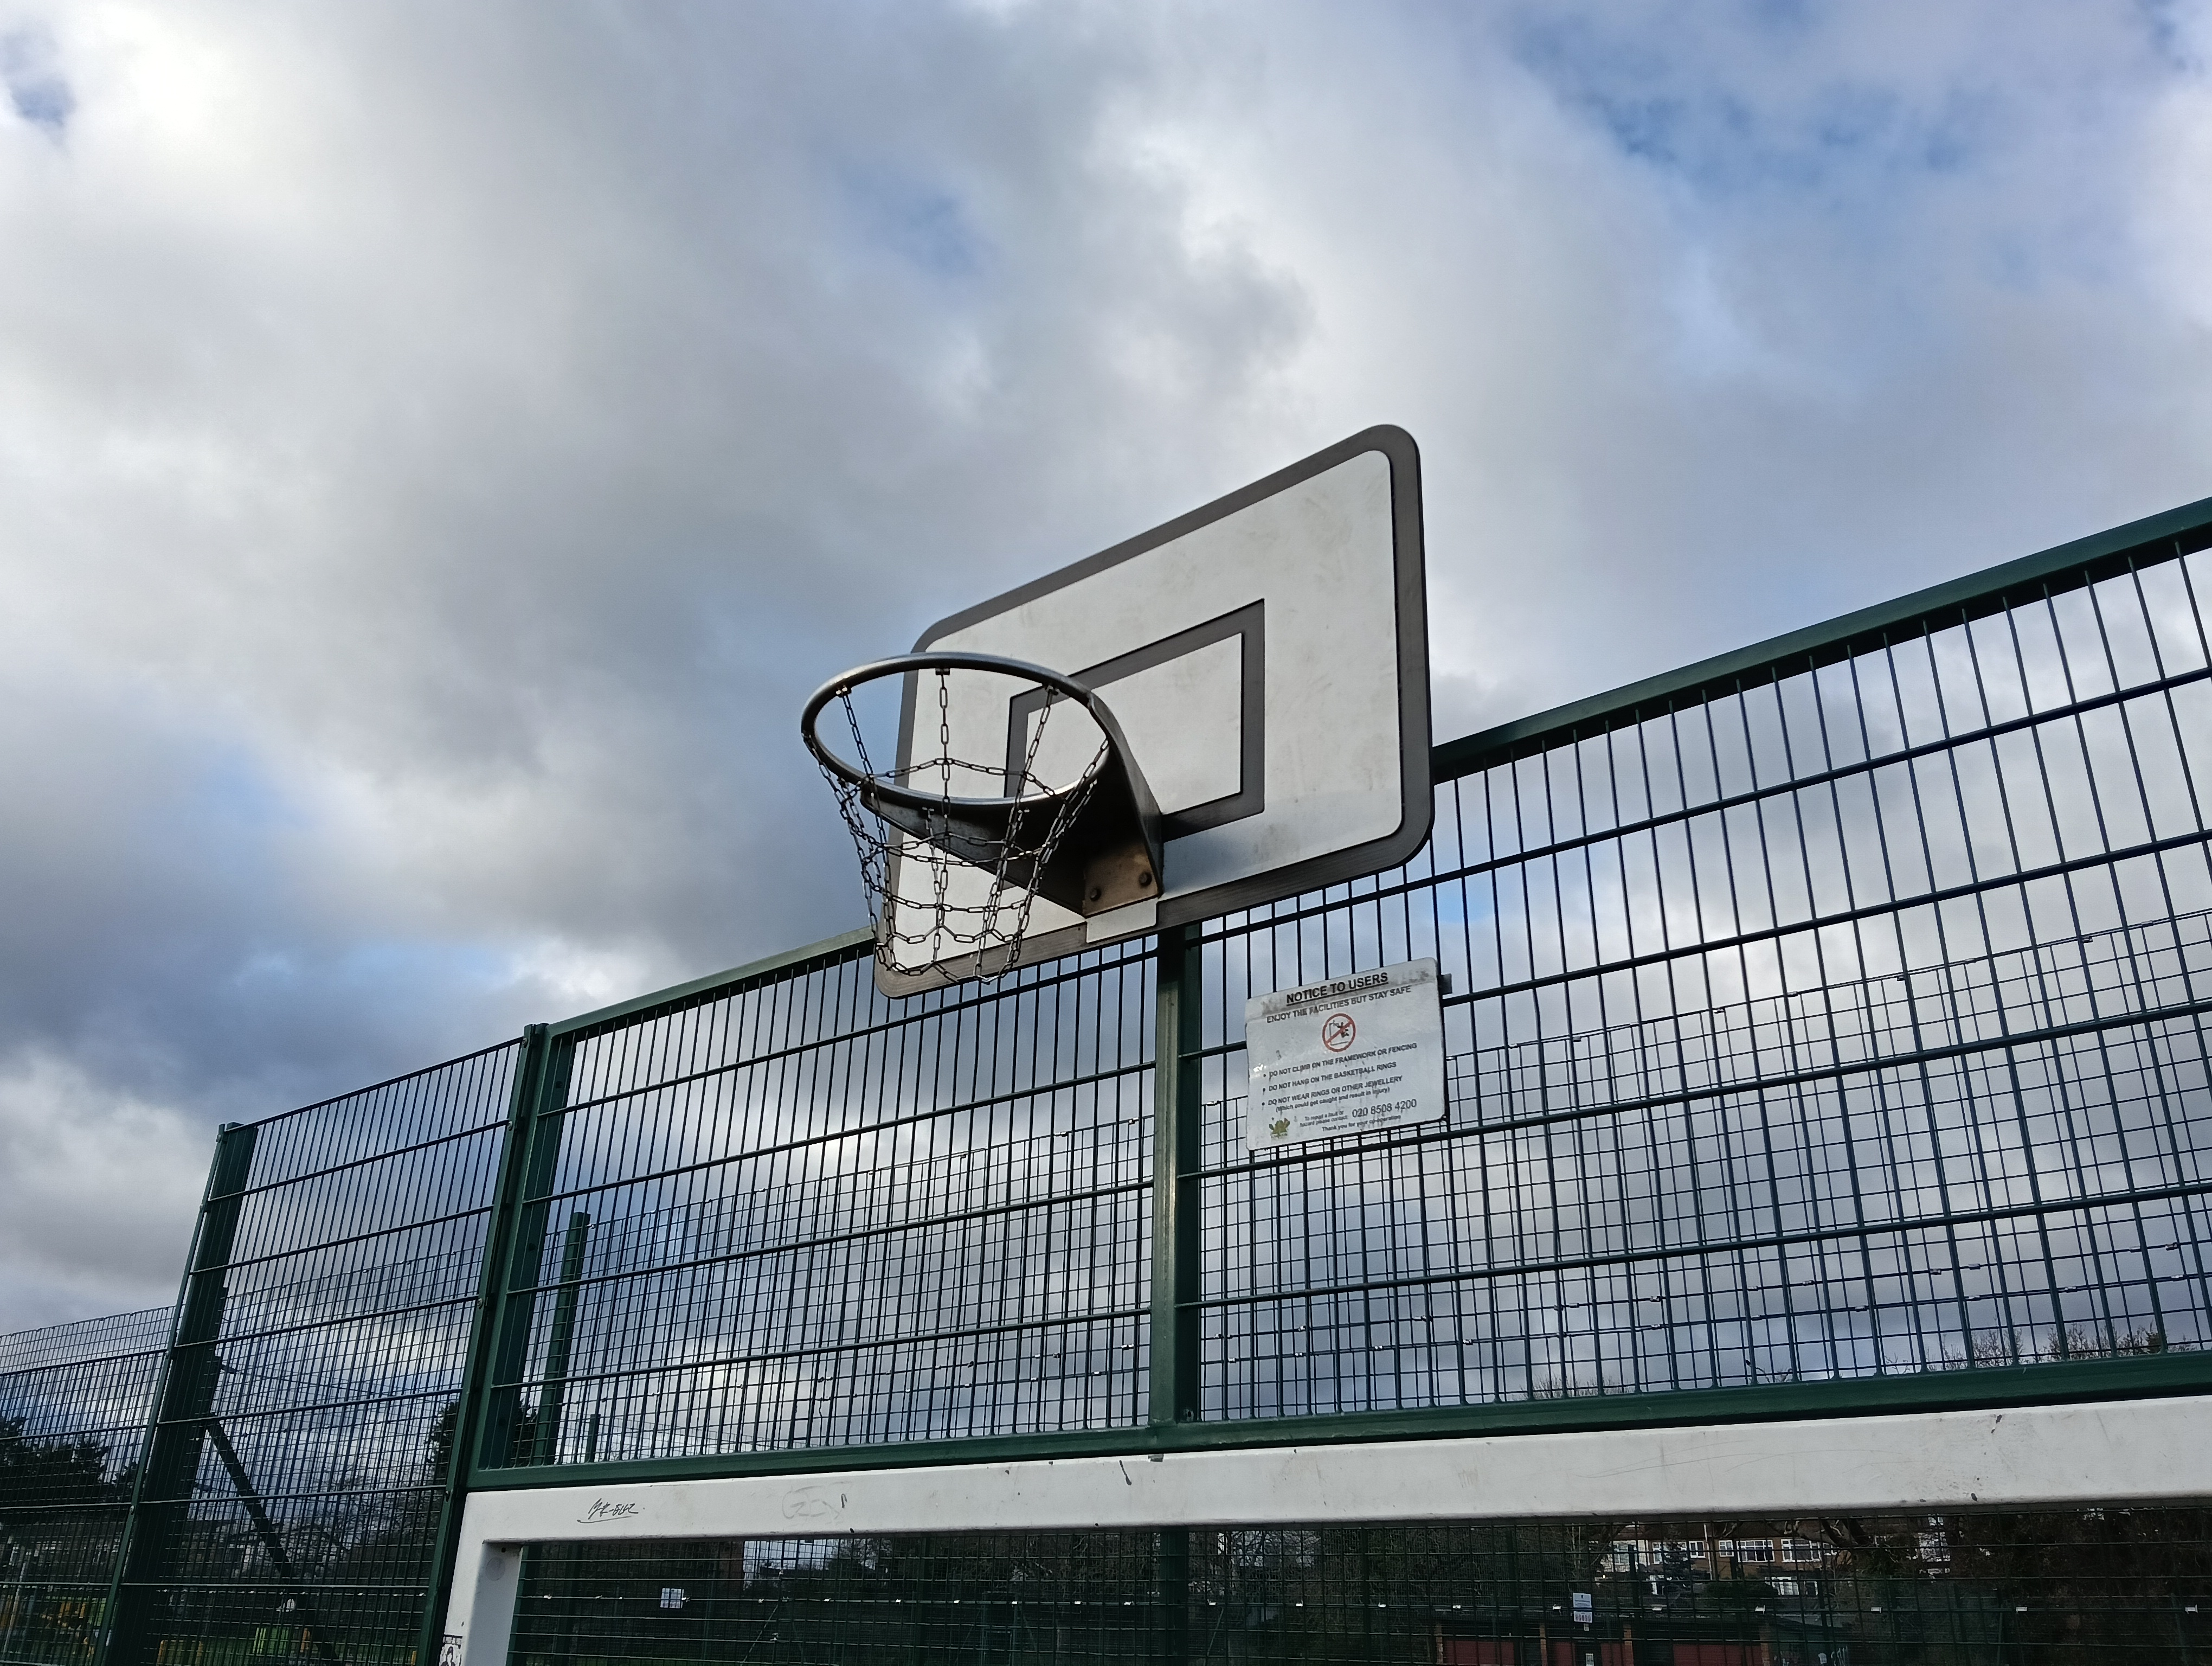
{"left": 530, "top": 1213, "right": 592, "bottom": 1465}
{"left": 1153, "top": 1529, "right": 1192, "bottom": 1666}
{"left": 99, "top": 1122, "right": 259, "bottom": 1666}
{"left": 476, "top": 1033, "right": 577, "bottom": 1471}
{"left": 415, "top": 1023, "right": 568, "bottom": 1666}
{"left": 1150, "top": 922, "right": 1203, "bottom": 1430}
{"left": 1151, "top": 924, "right": 1203, "bottom": 1664}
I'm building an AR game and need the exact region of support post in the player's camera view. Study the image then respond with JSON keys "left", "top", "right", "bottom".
{"left": 1149, "top": 924, "right": 1202, "bottom": 1430}
{"left": 530, "top": 1214, "right": 591, "bottom": 1465}
{"left": 1150, "top": 926, "right": 1203, "bottom": 1665}
{"left": 440, "top": 1517, "right": 524, "bottom": 1666}
{"left": 415, "top": 1024, "right": 566, "bottom": 1666}
{"left": 477, "top": 1033, "right": 577, "bottom": 1471}
{"left": 1153, "top": 1530, "right": 1191, "bottom": 1666}
{"left": 100, "top": 1122, "right": 259, "bottom": 1666}
{"left": 511, "top": 1206, "right": 590, "bottom": 1657}
{"left": 201, "top": 1420, "right": 340, "bottom": 1664}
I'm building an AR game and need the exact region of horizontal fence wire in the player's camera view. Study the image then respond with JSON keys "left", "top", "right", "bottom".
{"left": 1197, "top": 540, "right": 2212, "bottom": 1418}
{"left": 0, "top": 1311, "right": 169, "bottom": 1666}
{"left": 501, "top": 1507, "right": 2212, "bottom": 1665}
{"left": 113, "top": 1044, "right": 519, "bottom": 1666}
{"left": 491, "top": 941, "right": 1156, "bottom": 1466}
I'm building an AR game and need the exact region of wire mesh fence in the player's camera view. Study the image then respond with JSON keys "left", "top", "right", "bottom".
{"left": 0, "top": 1311, "right": 169, "bottom": 1666}
{"left": 500, "top": 1509, "right": 2212, "bottom": 1665}
{"left": 1193, "top": 539, "right": 2212, "bottom": 1418}
{"left": 474, "top": 516, "right": 2212, "bottom": 1466}
{"left": 486, "top": 938, "right": 1158, "bottom": 1468}
{"left": 104, "top": 1044, "right": 520, "bottom": 1666}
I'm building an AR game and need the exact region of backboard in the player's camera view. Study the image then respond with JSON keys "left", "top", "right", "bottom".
{"left": 868, "top": 424, "right": 1430, "bottom": 994}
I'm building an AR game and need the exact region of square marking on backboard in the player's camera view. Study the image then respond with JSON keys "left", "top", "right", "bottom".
{"left": 1008, "top": 600, "right": 1262, "bottom": 837}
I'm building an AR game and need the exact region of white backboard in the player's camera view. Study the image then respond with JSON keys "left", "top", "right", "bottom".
{"left": 882, "top": 425, "right": 1431, "bottom": 993}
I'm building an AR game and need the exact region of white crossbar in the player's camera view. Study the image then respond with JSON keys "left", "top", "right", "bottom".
{"left": 440, "top": 1395, "right": 2212, "bottom": 1666}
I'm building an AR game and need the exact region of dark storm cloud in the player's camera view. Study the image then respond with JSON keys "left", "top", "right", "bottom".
{"left": 2, "top": 0, "right": 2210, "bottom": 1328}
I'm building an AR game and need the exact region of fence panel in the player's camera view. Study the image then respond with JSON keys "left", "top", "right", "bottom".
{"left": 0, "top": 1311, "right": 169, "bottom": 1666}
{"left": 106, "top": 1045, "right": 519, "bottom": 1666}
{"left": 1195, "top": 536, "right": 2212, "bottom": 1419}
{"left": 484, "top": 937, "right": 1156, "bottom": 1470}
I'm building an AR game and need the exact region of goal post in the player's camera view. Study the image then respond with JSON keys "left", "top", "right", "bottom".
{"left": 439, "top": 1394, "right": 2212, "bottom": 1666}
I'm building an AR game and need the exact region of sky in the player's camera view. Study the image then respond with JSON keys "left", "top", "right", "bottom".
{"left": 2, "top": 0, "right": 2210, "bottom": 1334}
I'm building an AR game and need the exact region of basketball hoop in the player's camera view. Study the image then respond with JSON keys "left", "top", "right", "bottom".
{"left": 802, "top": 651, "right": 1165, "bottom": 987}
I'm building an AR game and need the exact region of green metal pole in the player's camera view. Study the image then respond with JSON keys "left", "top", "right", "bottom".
{"left": 414, "top": 1024, "right": 567, "bottom": 1666}
{"left": 99, "top": 1122, "right": 259, "bottom": 1666}
{"left": 478, "top": 1033, "right": 577, "bottom": 1471}
{"left": 1149, "top": 923, "right": 1202, "bottom": 1430}
{"left": 1152, "top": 1530, "right": 1191, "bottom": 1666}
{"left": 530, "top": 1213, "right": 592, "bottom": 1465}
{"left": 1150, "top": 925, "right": 1203, "bottom": 1665}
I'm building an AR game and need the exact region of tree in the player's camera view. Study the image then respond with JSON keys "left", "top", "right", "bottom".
{"left": 0, "top": 1416, "right": 130, "bottom": 1533}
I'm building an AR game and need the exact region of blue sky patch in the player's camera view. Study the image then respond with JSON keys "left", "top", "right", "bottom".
{"left": 3, "top": 28, "right": 73, "bottom": 136}
{"left": 1505, "top": 8, "right": 1994, "bottom": 200}
{"left": 838, "top": 162, "right": 986, "bottom": 280}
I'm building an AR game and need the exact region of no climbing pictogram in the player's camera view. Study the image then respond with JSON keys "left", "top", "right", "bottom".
{"left": 1321, "top": 1013, "right": 1356, "bottom": 1052}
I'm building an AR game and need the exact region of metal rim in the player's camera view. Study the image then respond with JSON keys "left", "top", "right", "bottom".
{"left": 801, "top": 650, "right": 1113, "bottom": 815}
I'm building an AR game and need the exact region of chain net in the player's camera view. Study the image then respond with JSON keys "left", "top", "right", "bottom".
{"left": 819, "top": 665, "right": 1108, "bottom": 982}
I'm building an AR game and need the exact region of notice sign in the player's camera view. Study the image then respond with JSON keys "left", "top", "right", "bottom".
{"left": 1246, "top": 958, "right": 1446, "bottom": 1148}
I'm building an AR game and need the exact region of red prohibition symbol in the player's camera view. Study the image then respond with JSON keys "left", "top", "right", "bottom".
{"left": 1321, "top": 1012, "right": 1357, "bottom": 1052}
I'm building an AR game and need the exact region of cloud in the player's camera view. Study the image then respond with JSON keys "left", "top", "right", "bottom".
{"left": 2, "top": 0, "right": 2211, "bottom": 1328}
{"left": 0, "top": 1051, "right": 204, "bottom": 1328}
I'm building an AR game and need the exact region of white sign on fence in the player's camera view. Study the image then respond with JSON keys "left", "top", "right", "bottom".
{"left": 1245, "top": 957, "right": 1447, "bottom": 1149}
